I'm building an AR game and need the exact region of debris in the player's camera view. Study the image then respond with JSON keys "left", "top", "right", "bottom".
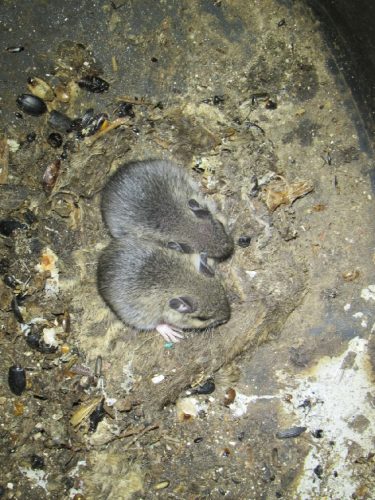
{"left": 42, "top": 159, "right": 61, "bottom": 193}
{"left": 176, "top": 397, "right": 202, "bottom": 421}
{"left": 361, "top": 285, "right": 375, "bottom": 302}
{"left": 224, "top": 388, "right": 236, "bottom": 406}
{"left": 0, "top": 137, "right": 9, "bottom": 184}
{"left": 154, "top": 480, "right": 170, "bottom": 490}
{"left": 342, "top": 270, "right": 360, "bottom": 282}
{"left": 151, "top": 374, "right": 165, "bottom": 384}
{"left": 261, "top": 177, "right": 314, "bottom": 211}
{"left": 27, "top": 77, "right": 55, "bottom": 101}
{"left": 70, "top": 396, "right": 103, "bottom": 428}
{"left": 83, "top": 117, "right": 128, "bottom": 145}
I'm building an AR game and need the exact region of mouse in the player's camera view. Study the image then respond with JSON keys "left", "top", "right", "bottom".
{"left": 101, "top": 159, "right": 234, "bottom": 260}
{"left": 97, "top": 236, "right": 231, "bottom": 342}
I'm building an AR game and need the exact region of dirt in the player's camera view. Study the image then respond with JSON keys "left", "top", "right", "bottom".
{"left": 0, "top": 0, "right": 374, "bottom": 499}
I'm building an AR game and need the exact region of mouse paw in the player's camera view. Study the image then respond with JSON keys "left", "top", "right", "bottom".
{"left": 156, "top": 324, "right": 184, "bottom": 343}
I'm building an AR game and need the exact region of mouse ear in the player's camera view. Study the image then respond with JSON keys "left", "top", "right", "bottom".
{"left": 188, "top": 199, "right": 211, "bottom": 219}
{"left": 198, "top": 252, "right": 215, "bottom": 277}
{"left": 167, "top": 241, "right": 193, "bottom": 254}
{"left": 188, "top": 199, "right": 200, "bottom": 210}
{"left": 169, "top": 296, "right": 197, "bottom": 313}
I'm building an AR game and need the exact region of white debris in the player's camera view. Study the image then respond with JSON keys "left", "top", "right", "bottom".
{"left": 176, "top": 396, "right": 207, "bottom": 421}
{"left": 42, "top": 327, "right": 59, "bottom": 347}
{"left": 151, "top": 374, "right": 165, "bottom": 384}
{"left": 120, "top": 361, "right": 134, "bottom": 393}
{"left": 277, "top": 336, "right": 375, "bottom": 498}
{"left": 352, "top": 312, "right": 363, "bottom": 319}
{"left": 343, "top": 303, "right": 351, "bottom": 311}
{"left": 245, "top": 270, "right": 257, "bottom": 279}
{"left": 19, "top": 468, "right": 48, "bottom": 493}
{"left": 35, "top": 247, "right": 60, "bottom": 297}
{"left": 360, "top": 285, "right": 375, "bottom": 302}
{"left": 7, "top": 139, "right": 20, "bottom": 152}
{"left": 229, "top": 392, "right": 279, "bottom": 418}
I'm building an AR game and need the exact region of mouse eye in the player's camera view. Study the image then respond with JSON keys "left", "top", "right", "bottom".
{"left": 169, "top": 296, "right": 197, "bottom": 313}
{"left": 195, "top": 315, "right": 211, "bottom": 321}
{"left": 167, "top": 241, "right": 193, "bottom": 254}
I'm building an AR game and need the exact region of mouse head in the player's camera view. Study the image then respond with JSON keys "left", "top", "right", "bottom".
{"left": 162, "top": 253, "right": 231, "bottom": 330}
{"left": 186, "top": 198, "right": 234, "bottom": 259}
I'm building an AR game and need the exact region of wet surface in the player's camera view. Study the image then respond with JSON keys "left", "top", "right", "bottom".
{"left": 1, "top": 0, "right": 375, "bottom": 498}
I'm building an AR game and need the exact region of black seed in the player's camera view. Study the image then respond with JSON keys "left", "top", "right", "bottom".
{"left": 194, "top": 437, "right": 203, "bottom": 443}
{"left": 151, "top": 57, "right": 158, "bottom": 62}
{"left": 0, "top": 219, "right": 26, "bottom": 236}
{"left": 312, "top": 429, "right": 324, "bottom": 439}
{"left": 213, "top": 95, "right": 225, "bottom": 105}
{"left": 78, "top": 75, "right": 109, "bottom": 93}
{"left": 276, "top": 426, "right": 307, "bottom": 439}
{"left": 8, "top": 365, "right": 26, "bottom": 395}
{"left": 238, "top": 236, "right": 251, "bottom": 247}
{"left": 89, "top": 399, "right": 105, "bottom": 432}
{"left": 0, "top": 258, "right": 10, "bottom": 274}
{"left": 265, "top": 99, "right": 277, "bottom": 110}
{"left": 16, "top": 94, "right": 47, "bottom": 116}
{"left": 26, "top": 331, "right": 41, "bottom": 350}
{"left": 65, "top": 477, "right": 75, "bottom": 489}
{"left": 23, "top": 209, "right": 37, "bottom": 225}
{"left": 277, "top": 19, "right": 286, "bottom": 27}
{"left": 31, "top": 454, "right": 45, "bottom": 469}
{"left": 47, "top": 132, "right": 63, "bottom": 148}
{"left": 80, "top": 108, "right": 95, "bottom": 128}
{"left": 314, "top": 464, "right": 323, "bottom": 479}
{"left": 3, "top": 275, "right": 17, "bottom": 288}
{"left": 48, "top": 110, "right": 72, "bottom": 133}
{"left": 116, "top": 102, "right": 135, "bottom": 118}
{"left": 11, "top": 295, "right": 24, "bottom": 323}
{"left": 191, "top": 378, "right": 215, "bottom": 395}
{"left": 26, "top": 132, "right": 36, "bottom": 143}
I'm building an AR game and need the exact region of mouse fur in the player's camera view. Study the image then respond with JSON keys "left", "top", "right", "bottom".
{"left": 101, "top": 159, "right": 234, "bottom": 260}
{"left": 97, "top": 236, "right": 230, "bottom": 341}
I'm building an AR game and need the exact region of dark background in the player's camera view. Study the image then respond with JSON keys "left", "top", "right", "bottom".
{"left": 307, "top": 0, "right": 375, "bottom": 140}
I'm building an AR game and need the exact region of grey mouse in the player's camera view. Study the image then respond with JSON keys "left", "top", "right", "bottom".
{"left": 97, "top": 237, "right": 230, "bottom": 342}
{"left": 101, "top": 159, "right": 234, "bottom": 259}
